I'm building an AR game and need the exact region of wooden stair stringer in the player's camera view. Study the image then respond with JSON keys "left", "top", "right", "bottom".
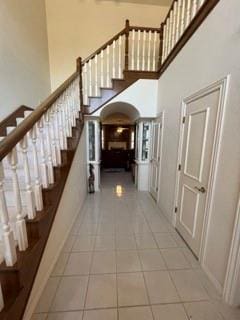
{"left": 85, "top": 71, "right": 159, "bottom": 115}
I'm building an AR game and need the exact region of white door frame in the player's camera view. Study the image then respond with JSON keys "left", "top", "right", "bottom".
{"left": 150, "top": 112, "right": 164, "bottom": 203}
{"left": 223, "top": 193, "right": 240, "bottom": 306}
{"left": 173, "top": 76, "right": 234, "bottom": 298}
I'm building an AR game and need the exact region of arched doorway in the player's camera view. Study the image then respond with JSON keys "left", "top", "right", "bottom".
{"left": 100, "top": 102, "right": 140, "bottom": 187}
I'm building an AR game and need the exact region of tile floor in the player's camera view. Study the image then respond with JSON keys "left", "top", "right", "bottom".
{"left": 32, "top": 172, "right": 240, "bottom": 320}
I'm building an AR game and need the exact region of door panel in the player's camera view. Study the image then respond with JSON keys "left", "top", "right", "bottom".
{"left": 150, "top": 117, "right": 163, "bottom": 201}
{"left": 176, "top": 89, "right": 220, "bottom": 257}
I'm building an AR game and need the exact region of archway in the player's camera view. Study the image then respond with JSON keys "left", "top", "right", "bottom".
{"left": 99, "top": 102, "right": 140, "bottom": 187}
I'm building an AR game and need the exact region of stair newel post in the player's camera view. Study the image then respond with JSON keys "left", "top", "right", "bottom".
{"left": 77, "top": 57, "right": 84, "bottom": 117}
{"left": 37, "top": 118, "right": 51, "bottom": 187}
{"left": 118, "top": 36, "right": 122, "bottom": 78}
{"left": 124, "top": 19, "right": 130, "bottom": 71}
{"left": 19, "top": 136, "right": 36, "bottom": 220}
{"left": 30, "top": 125, "right": 43, "bottom": 211}
{"left": 0, "top": 161, "right": 17, "bottom": 266}
{"left": 158, "top": 23, "right": 164, "bottom": 70}
{"left": 7, "top": 148, "right": 28, "bottom": 251}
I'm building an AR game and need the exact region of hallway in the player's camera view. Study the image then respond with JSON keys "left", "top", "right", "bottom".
{"left": 32, "top": 174, "right": 240, "bottom": 320}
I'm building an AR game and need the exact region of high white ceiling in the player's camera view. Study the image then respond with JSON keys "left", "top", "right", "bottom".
{"left": 98, "top": 0, "right": 172, "bottom": 6}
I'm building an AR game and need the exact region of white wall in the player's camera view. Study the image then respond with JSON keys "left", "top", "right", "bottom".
{"left": 0, "top": 0, "right": 51, "bottom": 121}
{"left": 24, "top": 130, "right": 87, "bottom": 320}
{"left": 94, "top": 79, "right": 158, "bottom": 118}
{"left": 45, "top": 0, "right": 169, "bottom": 89}
{"left": 157, "top": 0, "right": 240, "bottom": 294}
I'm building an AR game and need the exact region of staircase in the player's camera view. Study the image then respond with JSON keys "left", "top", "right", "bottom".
{"left": 0, "top": 0, "right": 220, "bottom": 318}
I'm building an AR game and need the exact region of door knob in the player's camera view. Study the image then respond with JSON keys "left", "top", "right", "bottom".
{"left": 194, "top": 186, "right": 206, "bottom": 193}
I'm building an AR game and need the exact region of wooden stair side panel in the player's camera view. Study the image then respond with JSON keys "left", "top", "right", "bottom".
{"left": 0, "top": 106, "right": 33, "bottom": 137}
{"left": 0, "top": 118, "right": 84, "bottom": 320}
{"left": 85, "top": 70, "right": 158, "bottom": 115}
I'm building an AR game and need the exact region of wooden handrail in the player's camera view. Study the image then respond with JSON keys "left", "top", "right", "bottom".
{"left": 129, "top": 26, "right": 160, "bottom": 32}
{"left": 0, "top": 71, "right": 78, "bottom": 161}
{"left": 164, "top": 0, "right": 177, "bottom": 23}
{"left": 82, "top": 28, "right": 126, "bottom": 65}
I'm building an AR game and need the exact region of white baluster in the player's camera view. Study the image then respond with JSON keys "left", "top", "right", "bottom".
{"left": 162, "top": 26, "right": 167, "bottom": 62}
{"left": 42, "top": 114, "right": 54, "bottom": 184}
{"left": 186, "top": 0, "right": 192, "bottom": 27}
{"left": 7, "top": 149, "right": 28, "bottom": 251}
{"left": 192, "top": 0, "right": 198, "bottom": 18}
{"left": 172, "top": 1, "right": 178, "bottom": 48}
{"left": 168, "top": 11, "right": 174, "bottom": 52}
{"left": 95, "top": 55, "right": 98, "bottom": 96}
{"left": 88, "top": 60, "right": 93, "bottom": 96}
{"left": 0, "top": 283, "right": 3, "bottom": 311}
{"left": 51, "top": 106, "right": 62, "bottom": 166}
{"left": 0, "top": 161, "right": 17, "bottom": 266}
{"left": 100, "top": 50, "right": 104, "bottom": 87}
{"left": 118, "top": 36, "right": 122, "bottom": 78}
{"left": 180, "top": 0, "right": 187, "bottom": 35}
{"left": 106, "top": 45, "right": 111, "bottom": 87}
{"left": 141, "top": 30, "right": 146, "bottom": 71}
{"left": 83, "top": 64, "right": 88, "bottom": 105}
{"left": 112, "top": 40, "right": 116, "bottom": 79}
{"left": 137, "top": 30, "right": 141, "bottom": 70}
{"left": 176, "top": 0, "right": 182, "bottom": 43}
{"left": 65, "top": 93, "right": 73, "bottom": 138}
{"left": 30, "top": 126, "right": 43, "bottom": 211}
{"left": 152, "top": 31, "right": 157, "bottom": 71}
{"left": 131, "top": 30, "right": 135, "bottom": 70}
{"left": 19, "top": 136, "right": 36, "bottom": 219}
{"left": 165, "top": 18, "right": 170, "bottom": 58}
{"left": 37, "top": 119, "right": 50, "bottom": 187}
{"left": 147, "top": 31, "right": 152, "bottom": 71}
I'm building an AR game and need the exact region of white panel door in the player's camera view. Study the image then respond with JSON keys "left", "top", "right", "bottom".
{"left": 176, "top": 88, "right": 221, "bottom": 257}
{"left": 150, "top": 117, "right": 163, "bottom": 201}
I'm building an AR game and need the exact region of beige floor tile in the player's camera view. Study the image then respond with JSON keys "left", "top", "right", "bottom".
{"left": 64, "top": 252, "right": 92, "bottom": 275}
{"left": 85, "top": 274, "right": 117, "bottom": 309}
{"left": 161, "top": 248, "right": 191, "bottom": 270}
{"left": 91, "top": 251, "right": 116, "bottom": 274}
{"left": 72, "top": 236, "right": 95, "bottom": 252}
{"left": 62, "top": 236, "right": 76, "bottom": 252}
{"left": 135, "top": 234, "right": 157, "bottom": 249}
{"left": 94, "top": 235, "right": 115, "bottom": 251}
{"left": 171, "top": 232, "right": 188, "bottom": 247}
{"left": 117, "top": 272, "right": 149, "bottom": 306}
{"left": 116, "top": 235, "right": 137, "bottom": 250}
{"left": 51, "top": 276, "right": 88, "bottom": 311}
{"left": 214, "top": 301, "right": 240, "bottom": 320}
{"left": 153, "top": 233, "right": 178, "bottom": 249}
{"left": 181, "top": 248, "right": 200, "bottom": 269}
{"left": 47, "top": 311, "right": 83, "bottom": 319}
{"left": 139, "top": 249, "right": 166, "bottom": 271}
{"left": 152, "top": 304, "right": 188, "bottom": 320}
{"left": 148, "top": 221, "right": 170, "bottom": 233}
{"left": 97, "top": 223, "right": 115, "bottom": 235}
{"left": 117, "top": 251, "right": 141, "bottom": 272}
{"left": 35, "top": 277, "right": 60, "bottom": 313}
{"left": 78, "top": 223, "right": 98, "bottom": 235}
{"left": 170, "top": 270, "right": 209, "bottom": 301}
{"left": 144, "top": 271, "right": 180, "bottom": 304}
{"left": 83, "top": 309, "right": 117, "bottom": 320}
{"left": 184, "top": 301, "right": 224, "bottom": 320}
{"left": 119, "top": 306, "right": 153, "bottom": 320}
{"left": 52, "top": 253, "right": 69, "bottom": 276}
{"left": 31, "top": 314, "right": 47, "bottom": 320}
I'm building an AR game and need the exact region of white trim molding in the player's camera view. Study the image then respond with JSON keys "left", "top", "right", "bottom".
{"left": 173, "top": 76, "right": 230, "bottom": 295}
{"left": 223, "top": 194, "right": 240, "bottom": 306}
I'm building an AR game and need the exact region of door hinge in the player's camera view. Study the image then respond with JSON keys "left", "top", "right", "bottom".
{"left": 182, "top": 116, "right": 186, "bottom": 124}
{"left": 178, "top": 164, "right": 181, "bottom": 171}
{"left": 156, "top": 187, "right": 158, "bottom": 192}
{"left": 175, "top": 207, "right": 178, "bottom": 213}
